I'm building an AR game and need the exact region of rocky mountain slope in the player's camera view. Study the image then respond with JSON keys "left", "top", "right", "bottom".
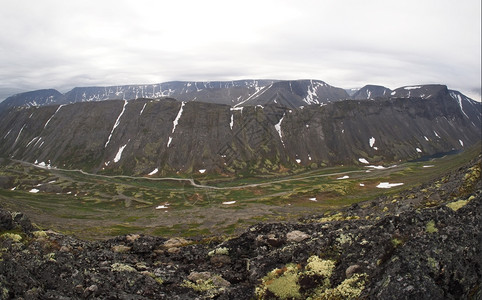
{"left": 0, "top": 152, "right": 480, "bottom": 299}
{"left": 0, "top": 90, "right": 480, "bottom": 176}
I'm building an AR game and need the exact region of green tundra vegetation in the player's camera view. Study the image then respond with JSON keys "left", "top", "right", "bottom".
{"left": 0, "top": 143, "right": 479, "bottom": 240}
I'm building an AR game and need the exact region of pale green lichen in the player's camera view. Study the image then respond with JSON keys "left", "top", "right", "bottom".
{"left": 427, "top": 257, "right": 439, "bottom": 273}
{"left": 446, "top": 199, "right": 469, "bottom": 211}
{"left": 1, "top": 286, "right": 8, "bottom": 299}
{"left": 256, "top": 256, "right": 367, "bottom": 299}
{"left": 181, "top": 274, "right": 228, "bottom": 298}
{"left": 266, "top": 272, "right": 301, "bottom": 299}
{"left": 391, "top": 238, "right": 403, "bottom": 247}
{"left": 256, "top": 264, "right": 302, "bottom": 300}
{"left": 111, "top": 263, "right": 136, "bottom": 272}
{"left": 319, "top": 212, "right": 343, "bottom": 222}
{"left": 32, "top": 230, "right": 48, "bottom": 238}
{"left": 44, "top": 252, "right": 56, "bottom": 262}
{"left": 305, "top": 256, "right": 335, "bottom": 278}
{"left": 336, "top": 233, "right": 353, "bottom": 246}
{"left": 142, "top": 271, "right": 164, "bottom": 285}
{"left": 426, "top": 220, "right": 438, "bottom": 233}
{"left": 208, "top": 247, "right": 229, "bottom": 256}
{"left": 313, "top": 273, "right": 368, "bottom": 299}
{"left": 182, "top": 279, "right": 216, "bottom": 292}
{"left": 0, "top": 233, "right": 22, "bottom": 242}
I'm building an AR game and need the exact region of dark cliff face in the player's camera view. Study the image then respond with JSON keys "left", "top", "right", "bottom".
{"left": 0, "top": 93, "right": 480, "bottom": 175}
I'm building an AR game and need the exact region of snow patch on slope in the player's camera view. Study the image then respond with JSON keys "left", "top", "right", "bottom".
{"left": 139, "top": 103, "right": 147, "bottom": 115}
{"left": 404, "top": 86, "right": 421, "bottom": 90}
{"left": 44, "top": 104, "right": 65, "bottom": 129}
{"left": 105, "top": 100, "right": 128, "bottom": 148}
{"left": 167, "top": 102, "right": 186, "bottom": 147}
{"left": 359, "top": 158, "right": 369, "bottom": 164}
{"left": 450, "top": 92, "right": 469, "bottom": 118}
{"left": 377, "top": 182, "right": 404, "bottom": 188}
{"left": 114, "top": 142, "right": 129, "bottom": 163}
{"left": 148, "top": 168, "right": 158, "bottom": 176}
{"left": 303, "top": 80, "right": 322, "bottom": 105}
{"left": 13, "top": 124, "right": 26, "bottom": 146}
{"left": 274, "top": 113, "right": 285, "bottom": 147}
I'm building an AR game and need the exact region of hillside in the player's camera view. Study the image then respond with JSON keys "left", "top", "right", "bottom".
{"left": 0, "top": 90, "right": 480, "bottom": 176}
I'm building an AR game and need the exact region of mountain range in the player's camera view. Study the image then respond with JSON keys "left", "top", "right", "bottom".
{"left": 2, "top": 79, "right": 479, "bottom": 111}
{"left": 0, "top": 79, "right": 480, "bottom": 176}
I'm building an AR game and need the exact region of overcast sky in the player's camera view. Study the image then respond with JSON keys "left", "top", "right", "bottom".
{"left": 0, "top": 0, "right": 480, "bottom": 101}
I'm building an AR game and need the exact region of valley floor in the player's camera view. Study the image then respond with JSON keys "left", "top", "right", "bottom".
{"left": 0, "top": 148, "right": 480, "bottom": 299}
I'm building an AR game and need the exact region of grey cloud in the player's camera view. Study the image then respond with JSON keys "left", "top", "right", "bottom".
{"left": 0, "top": 0, "right": 480, "bottom": 101}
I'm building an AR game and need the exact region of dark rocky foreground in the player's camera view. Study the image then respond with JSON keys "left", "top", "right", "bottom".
{"left": 0, "top": 155, "right": 481, "bottom": 299}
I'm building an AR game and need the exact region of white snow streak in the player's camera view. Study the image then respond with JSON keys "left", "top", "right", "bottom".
{"left": 230, "top": 114, "right": 234, "bottom": 130}
{"left": 222, "top": 201, "right": 236, "bottom": 205}
{"left": 303, "top": 80, "right": 321, "bottom": 104}
{"left": 450, "top": 92, "right": 469, "bottom": 118}
{"left": 33, "top": 137, "right": 42, "bottom": 147}
{"left": 366, "top": 165, "right": 386, "bottom": 170}
{"left": 148, "top": 168, "right": 159, "bottom": 175}
{"left": 274, "top": 113, "right": 285, "bottom": 147}
{"left": 3, "top": 129, "right": 12, "bottom": 139}
{"left": 416, "top": 148, "right": 422, "bottom": 153}
{"left": 29, "top": 188, "right": 40, "bottom": 193}
{"left": 377, "top": 182, "right": 404, "bottom": 189}
{"left": 234, "top": 84, "right": 271, "bottom": 107}
{"left": 156, "top": 204, "right": 170, "bottom": 209}
{"left": 404, "top": 86, "right": 421, "bottom": 90}
{"left": 13, "top": 124, "right": 26, "bottom": 146}
{"left": 337, "top": 175, "right": 349, "bottom": 180}
{"left": 459, "top": 139, "right": 464, "bottom": 147}
{"left": 424, "top": 136, "right": 429, "bottom": 141}
{"left": 434, "top": 131, "right": 441, "bottom": 138}
{"left": 105, "top": 100, "right": 128, "bottom": 148}
{"left": 369, "top": 137, "right": 376, "bottom": 148}
{"left": 358, "top": 158, "right": 369, "bottom": 164}
{"left": 230, "top": 107, "right": 244, "bottom": 113}
{"left": 199, "top": 169, "right": 206, "bottom": 174}
{"left": 26, "top": 137, "right": 39, "bottom": 147}
{"left": 44, "top": 104, "right": 65, "bottom": 129}
{"left": 114, "top": 143, "right": 128, "bottom": 163}
{"left": 139, "top": 103, "right": 147, "bottom": 115}
{"left": 308, "top": 197, "right": 317, "bottom": 202}
{"left": 167, "top": 102, "right": 186, "bottom": 147}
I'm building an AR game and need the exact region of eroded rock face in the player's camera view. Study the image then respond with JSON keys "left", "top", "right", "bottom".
{"left": 0, "top": 157, "right": 480, "bottom": 299}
